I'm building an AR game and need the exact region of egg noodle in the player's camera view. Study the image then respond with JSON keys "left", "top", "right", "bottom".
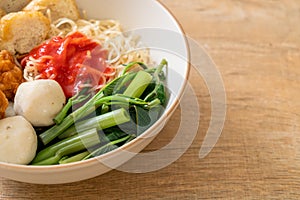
{"left": 23, "top": 13, "right": 151, "bottom": 85}
{"left": 49, "top": 18, "right": 151, "bottom": 66}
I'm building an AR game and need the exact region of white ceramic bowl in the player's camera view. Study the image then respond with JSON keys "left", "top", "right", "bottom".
{"left": 0, "top": 0, "right": 190, "bottom": 184}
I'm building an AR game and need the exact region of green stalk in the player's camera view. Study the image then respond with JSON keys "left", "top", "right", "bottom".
{"left": 144, "top": 60, "right": 168, "bottom": 104}
{"left": 32, "top": 129, "right": 100, "bottom": 165}
{"left": 39, "top": 92, "right": 105, "bottom": 145}
{"left": 54, "top": 93, "right": 91, "bottom": 124}
{"left": 58, "top": 108, "right": 131, "bottom": 139}
{"left": 155, "top": 59, "right": 168, "bottom": 75}
{"left": 123, "top": 71, "right": 153, "bottom": 98}
{"left": 83, "top": 135, "right": 132, "bottom": 160}
{"left": 112, "top": 72, "right": 137, "bottom": 95}
{"left": 59, "top": 151, "right": 90, "bottom": 164}
{"left": 121, "top": 61, "right": 147, "bottom": 75}
{"left": 39, "top": 115, "right": 76, "bottom": 145}
{"left": 96, "top": 94, "right": 149, "bottom": 106}
{"left": 53, "top": 99, "right": 72, "bottom": 125}
{"left": 100, "top": 104, "right": 110, "bottom": 115}
{"left": 32, "top": 140, "right": 86, "bottom": 165}
{"left": 32, "top": 128, "right": 100, "bottom": 164}
{"left": 32, "top": 154, "right": 61, "bottom": 165}
{"left": 145, "top": 98, "right": 162, "bottom": 109}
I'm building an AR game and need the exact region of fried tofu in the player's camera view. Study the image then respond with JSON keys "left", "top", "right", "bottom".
{"left": 23, "top": 0, "right": 80, "bottom": 22}
{"left": 0, "top": 0, "right": 31, "bottom": 13}
{"left": 0, "top": 8, "right": 6, "bottom": 18}
{"left": 0, "top": 11, "right": 50, "bottom": 54}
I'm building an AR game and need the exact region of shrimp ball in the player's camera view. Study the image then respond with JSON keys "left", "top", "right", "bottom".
{"left": 14, "top": 79, "right": 66, "bottom": 127}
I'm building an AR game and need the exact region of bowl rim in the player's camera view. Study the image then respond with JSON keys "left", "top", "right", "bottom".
{"left": 0, "top": 0, "right": 191, "bottom": 171}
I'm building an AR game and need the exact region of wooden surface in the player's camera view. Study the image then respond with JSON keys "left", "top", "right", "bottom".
{"left": 1, "top": 0, "right": 300, "bottom": 199}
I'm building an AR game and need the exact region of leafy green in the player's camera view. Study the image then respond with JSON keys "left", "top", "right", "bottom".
{"left": 32, "top": 59, "right": 168, "bottom": 165}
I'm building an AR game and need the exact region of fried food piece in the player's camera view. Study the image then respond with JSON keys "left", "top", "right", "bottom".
{"left": 0, "top": 0, "right": 31, "bottom": 13}
{"left": 0, "top": 89, "right": 8, "bottom": 119}
{"left": 23, "top": 0, "right": 80, "bottom": 22}
{"left": 0, "top": 8, "right": 6, "bottom": 18}
{"left": 0, "top": 11, "right": 50, "bottom": 54}
{"left": 0, "top": 50, "right": 24, "bottom": 101}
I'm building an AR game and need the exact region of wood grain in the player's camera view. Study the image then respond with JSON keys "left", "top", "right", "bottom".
{"left": 1, "top": 0, "right": 300, "bottom": 199}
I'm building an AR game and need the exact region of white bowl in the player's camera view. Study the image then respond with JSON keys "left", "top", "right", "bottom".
{"left": 0, "top": 0, "right": 190, "bottom": 184}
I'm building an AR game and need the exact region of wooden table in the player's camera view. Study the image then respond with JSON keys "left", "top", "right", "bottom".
{"left": 1, "top": 0, "right": 299, "bottom": 199}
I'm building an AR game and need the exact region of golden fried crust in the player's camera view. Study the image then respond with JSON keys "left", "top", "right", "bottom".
{"left": 0, "top": 89, "right": 8, "bottom": 119}
{"left": 0, "top": 11, "right": 50, "bottom": 54}
{"left": 0, "top": 8, "right": 6, "bottom": 18}
{"left": 0, "top": 0, "right": 32, "bottom": 13}
{"left": 0, "top": 50, "right": 24, "bottom": 101}
{"left": 23, "top": 0, "right": 80, "bottom": 22}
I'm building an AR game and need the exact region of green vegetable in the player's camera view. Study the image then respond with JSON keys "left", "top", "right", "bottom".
{"left": 144, "top": 59, "right": 167, "bottom": 105}
{"left": 33, "top": 59, "right": 168, "bottom": 165}
{"left": 61, "top": 131, "right": 133, "bottom": 164}
{"left": 39, "top": 74, "right": 129, "bottom": 145}
{"left": 83, "top": 135, "right": 133, "bottom": 160}
{"left": 32, "top": 128, "right": 100, "bottom": 165}
{"left": 120, "top": 61, "right": 147, "bottom": 75}
{"left": 54, "top": 90, "right": 91, "bottom": 125}
{"left": 59, "top": 151, "right": 90, "bottom": 164}
{"left": 58, "top": 108, "right": 130, "bottom": 139}
{"left": 39, "top": 71, "right": 153, "bottom": 145}
{"left": 123, "top": 71, "right": 153, "bottom": 98}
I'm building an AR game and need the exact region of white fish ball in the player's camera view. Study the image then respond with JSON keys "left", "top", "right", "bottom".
{"left": 14, "top": 79, "right": 66, "bottom": 127}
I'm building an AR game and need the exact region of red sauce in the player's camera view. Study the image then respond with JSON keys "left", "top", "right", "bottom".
{"left": 21, "top": 32, "right": 115, "bottom": 98}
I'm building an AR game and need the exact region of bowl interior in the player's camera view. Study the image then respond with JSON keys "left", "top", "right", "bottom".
{"left": 76, "top": 0, "right": 190, "bottom": 107}
{"left": 0, "top": 0, "right": 190, "bottom": 184}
